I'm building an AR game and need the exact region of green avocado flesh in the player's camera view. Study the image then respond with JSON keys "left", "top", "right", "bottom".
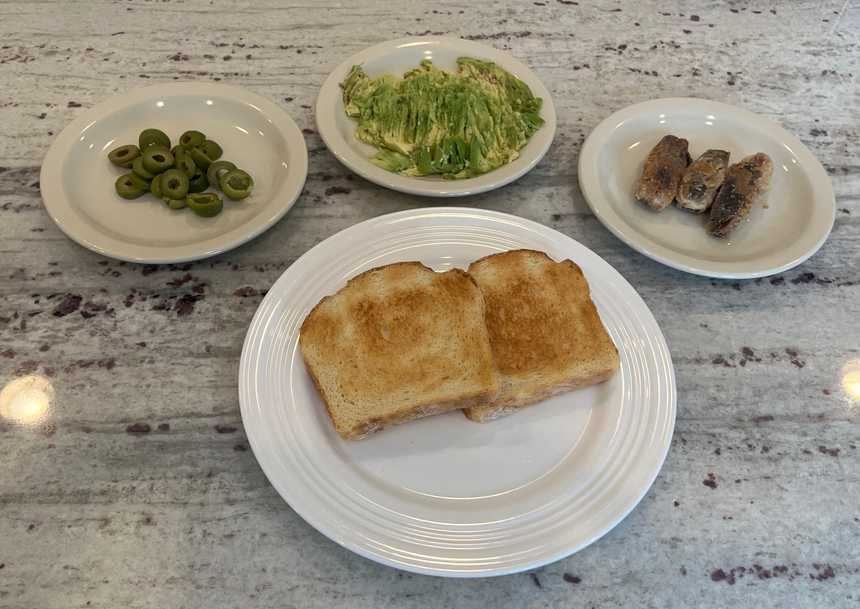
{"left": 340, "top": 57, "right": 544, "bottom": 179}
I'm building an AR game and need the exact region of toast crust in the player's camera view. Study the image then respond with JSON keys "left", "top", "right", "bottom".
{"left": 300, "top": 262, "right": 500, "bottom": 439}
{"left": 464, "top": 249, "right": 619, "bottom": 422}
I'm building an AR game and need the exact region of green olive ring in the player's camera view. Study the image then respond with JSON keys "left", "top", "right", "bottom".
{"left": 142, "top": 146, "right": 174, "bottom": 174}
{"left": 206, "top": 160, "right": 236, "bottom": 187}
{"left": 160, "top": 169, "right": 190, "bottom": 199}
{"left": 150, "top": 174, "right": 163, "bottom": 198}
{"left": 139, "top": 128, "right": 171, "bottom": 150}
{"left": 188, "top": 146, "right": 216, "bottom": 170}
{"left": 175, "top": 155, "right": 197, "bottom": 178}
{"left": 164, "top": 197, "right": 188, "bottom": 210}
{"left": 186, "top": 192, "right": 223, "bottom": 217}
{"left": 220, "top": 169, "right": 254, "bottom": 200}
{"left": 199, "top": 139, "right": 223, "bottom": 161}
{"left": 179, "top": 130, "right": 205, "bottom": 148}
{"left": 187, "top": 170, "right": 210, "bottom": 193}
{"left": 132, "top": 156, "right": 156, "bottom": 180}
{"left": 115, "top": 174, "right": 146, "bottom": 199}
{"left": 108, "top": 144, "right": 140, "bottom": 168}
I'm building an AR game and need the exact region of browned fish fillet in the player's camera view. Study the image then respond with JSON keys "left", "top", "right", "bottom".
{"left": 677, "top": 149, "right": 730, "bottom": 213}
{"left": 708, "top": 153, "right": 773, "bottom": 238}
{"left": 634, "top": 135, "right": 690, "bottom": 211}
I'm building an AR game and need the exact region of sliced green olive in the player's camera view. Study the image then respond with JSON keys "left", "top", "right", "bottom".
{"left": 139, "top": 128, "right": 170, "bottom": 150}
{"left": 175, "top": 154, "right": 197, "bottom": 178}
{"left": 220, "top": 169, "right": 254, "bottom": 200}
{"left": 199, "top": 139, "right": 222, "bottom": 161}
{"left": 108, "top": 144, "right": 140, "bottom": 168}
{"left": 142, "top": 146, "right": 174, "bottom": 174}
{"left": 179, "top": 130, "right": 205, "bottom": 148}
{"left": 127, "top": 172, "right": 150, "bottom": 191}
{"left": 187, "top": 169, "right": 209, "bottom": 193}
{"left": 206, "top": 160, "right": 236, "bottom": 187}
{"left": 188, "top": 146, "right": 216, "bottom": 170}
{"left": 186, "top": 192, "right": 223, "bottom": 217}
{"left": 132, "top": 156, "right": 156, "bottom": 180}
{"left": 164, "top": 197, "right": 188, "bottom": 210}
{"left": 160, "top": 169, "right": 189, "bottom": 199}
{"left": 150, "top": 174, "right": 163, "bottom": 198}
{"left": 115, "top": 174, "right": 146, "bottom": 199}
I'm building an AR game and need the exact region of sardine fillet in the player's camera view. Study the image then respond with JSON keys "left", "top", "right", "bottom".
{"left": 677, "top": 149, "right": 730, "bottom": 213}
{"left": 634, "top": 135, "right": 690, "bottom": 211}
{"left": 708, "top": 153, "right": 773, "bottom": 238}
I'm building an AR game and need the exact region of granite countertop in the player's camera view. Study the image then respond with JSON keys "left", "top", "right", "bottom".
{"left": 1, "top": 1, "right": 858, "bottom": 607}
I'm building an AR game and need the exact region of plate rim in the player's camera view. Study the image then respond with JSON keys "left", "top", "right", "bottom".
{"left": 238, "top": 207, "right": 677, "bottom": 577}
{"left": 315, "top": 36, "right": 557, "bottom": 198}
{"left": 39, "top": 81, "right": 309, "bottom": 264}
{"left": 578, "top": 96, "right": 836, "bottom": 279}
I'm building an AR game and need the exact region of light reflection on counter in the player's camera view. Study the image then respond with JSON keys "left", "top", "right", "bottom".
{"left": 0, "top": 375, "right": 54, "bottom": 425}
{"left": 842, "top": 360, "right": 860, "bottom": 402}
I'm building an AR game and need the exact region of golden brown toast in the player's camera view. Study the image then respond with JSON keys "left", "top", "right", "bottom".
{"left": 463, "top": 249, "right": 619, "bottom": 422}
{"left": 299, "top": 262, "right": 500, "bottom": 439}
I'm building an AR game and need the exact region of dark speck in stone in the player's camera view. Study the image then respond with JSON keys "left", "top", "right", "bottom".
{"left": 157, "top": 423, "right": 170, "bottom": 432}
{"left": 791, "top": 272, "right": 816, "bottom": 284}
{"left": 690, "top": 15, "right": 700, "bottom": 21}
{"left": 703, "top": 473, "right": 717, "bottom": 489}
{"left": 563, "top": 573, "right": 581, "bottom": 584}
{"left": 233, "top": 443, "right": 247, "bottom": 452}
{"left": 673, "top": 500, "right": 680, "bottom": 507}
{"left": 126, "top": 423, "right": 151, "bottom": 434}
{"left": 770, "top": 276, "right": 785, "bottom": 285}
{"left": 215, "top": 424, "right": 237, "bottom": 434}
{"left": 52, "top": 294, "right": 82, "bottom": 317}
{"left": 551, "top": 213, "right": 561, "bottom": 221}
{"left": 530, "top": 572, "right": 542, "bottom": 587}
{"left": 818, "top": 446, "right": 840, "bottom": 457}
{"left": 325, "top": 186, "right": 351, "bottom": 196}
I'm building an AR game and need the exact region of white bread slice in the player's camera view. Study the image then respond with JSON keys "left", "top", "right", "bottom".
{"left": 463, "top": 249, "right": 619, "bottom": 422}
{"left": 299, "top": 262, "right": 500, "bottom": 439}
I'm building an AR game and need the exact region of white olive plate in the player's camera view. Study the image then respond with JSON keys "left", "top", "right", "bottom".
{"left": 578, "top": 98, "right": 835, "bottom": 279}
{"left": 41, "top": 82, "right": 308, "bottom": 263}
{"left": 239, "top": 207, "right": 676, "bottom": 577}
{"left": 315, "top": 37, "right": 557, "bottom": 197}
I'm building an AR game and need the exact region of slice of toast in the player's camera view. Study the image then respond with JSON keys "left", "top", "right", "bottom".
{"left": 463, "top": 250, "right": 619, "bottom": 422}
{"left": 299, "top": 262, "right": 500, "bottom": 439}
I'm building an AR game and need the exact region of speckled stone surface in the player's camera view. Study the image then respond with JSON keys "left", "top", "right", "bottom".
{"left": 1, "top": 1, "right": 858, "bottom": 608}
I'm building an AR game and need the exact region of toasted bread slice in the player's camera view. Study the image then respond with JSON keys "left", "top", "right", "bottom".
{"left": 463, "top": 250, "right": 619, "bottom": 422}
{"left": 299, "top": 262, "right": 500, "bottom": 439}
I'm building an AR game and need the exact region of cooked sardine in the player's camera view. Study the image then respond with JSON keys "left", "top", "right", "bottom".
{"left": 634, "top": 135, "right": 690, "bottom": 211}
{"left": 677, "top": 149, "right": 730, "bottom": 213}
{"left": 708, "top": 153, "right": 773, "bottom": 238}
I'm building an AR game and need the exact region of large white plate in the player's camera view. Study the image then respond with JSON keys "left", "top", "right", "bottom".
{"left": 239, "top": 208, "right": 676, "bottom": 577}
{"left": 41, "top": 82, "right": 308, "bottom": 263}
{"left": 578, "top": 98, "right": 835, "bottom": 278}
{"left": 315, "top": 37, "right": 557, "bottom": 197}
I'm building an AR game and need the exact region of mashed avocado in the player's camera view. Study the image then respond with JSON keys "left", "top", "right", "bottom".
{"left": 340, "top": 57, "right": 544, "bottom": 179}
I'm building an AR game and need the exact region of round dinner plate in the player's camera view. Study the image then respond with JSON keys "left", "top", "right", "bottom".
{"left": 315, "top": 37, "right": 557, "bottom": 197}
{"left": 41, "top": 82, "right": 308, "bottom": 263}
{"left": 239, "top": 208, "right": 676, "bottom": 577}
{"left": 578, "top": 98, "right": 835, "bottom": 279}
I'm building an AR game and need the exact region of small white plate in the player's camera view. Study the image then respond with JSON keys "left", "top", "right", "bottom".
{"left": 578, "top": 98, "right": 835, "bottom": 278}
{"left": 41, "top": 83, "right": 308, "bottom": 263}
{"left": 239, "top": 207, "right": 675, "bottom": 577}
{"left": 315, "top": 37, "right": 557, "bottom": 197}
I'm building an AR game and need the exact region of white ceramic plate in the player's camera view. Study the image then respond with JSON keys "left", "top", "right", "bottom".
{"left": 315, "top": 37, "right": 557, "bottom": 197}
{"left": 41, "top": 82, "right": 308, "bottom": 263}
{"left": 578, "top": 98, "right": 835, "bottom": 278}
{"left": 239, "top": 208, "right": 675, "bottom": 577}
